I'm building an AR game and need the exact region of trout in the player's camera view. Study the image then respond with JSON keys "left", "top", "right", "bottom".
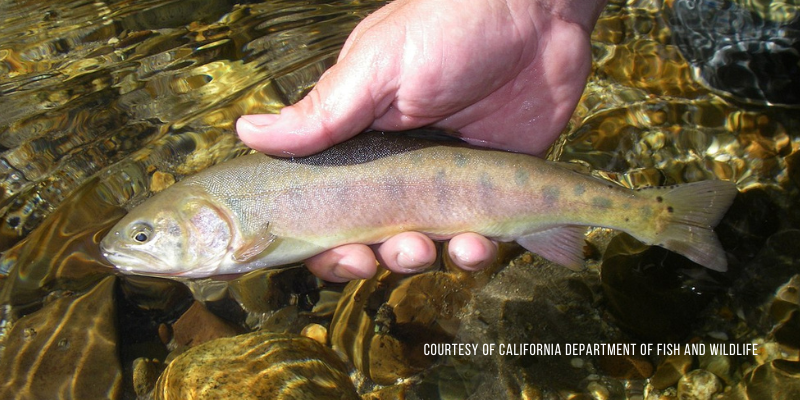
{"left": 100, "top": 132, "right": 738, "bottom": 278}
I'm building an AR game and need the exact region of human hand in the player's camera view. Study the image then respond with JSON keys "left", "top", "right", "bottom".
{"left": 236, "top": 0, "right": 606, "bottom": 281}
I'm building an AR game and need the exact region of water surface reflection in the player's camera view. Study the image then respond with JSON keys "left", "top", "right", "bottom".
{"left": 1, "top": 0, "right": 799, "bottom": 398}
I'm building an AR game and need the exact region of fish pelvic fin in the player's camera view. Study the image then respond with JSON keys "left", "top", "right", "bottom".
{"left": 516, "top": 225, "right": 588, "bottom": 271}
{"left": 648, "top": 180, "right": 738, "bottom": 271}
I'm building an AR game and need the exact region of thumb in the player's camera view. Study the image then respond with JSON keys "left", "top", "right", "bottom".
{"left": 236, "top": 50, "right": 394, "bottom": 157}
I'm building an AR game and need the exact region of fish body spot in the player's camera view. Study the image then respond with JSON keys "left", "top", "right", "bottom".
{"left": 479, "top": 173, "right": 494, "bottom": 190}
{"left": 453, "top": 152, "right": 468, "bottom": 167}
{"left": 591, "top": 196, "right": 613, "bottom": 209}
{"left": 434, "top": 169, "right": 450, "bottom": 210}
{"left": 573, "top": 184, "right": 586, "bottom": 196}
{"left": 515, "top": 168, "right": 530, "bottom": 186}
{"left": 434, "top": 170, "right": 448, "bottom": 194}
{"left": 408, "top": 152, "right": 425, "bottom": 166}
{"left": 476, "top": 172, "right": 495, "bottom": 209}
{"left": 543, "top": 186, "right": 560, "bottom": 205}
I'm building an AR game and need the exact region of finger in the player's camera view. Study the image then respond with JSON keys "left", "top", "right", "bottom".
{"left": 236, "top": 36, "right": 399, "bottom": 157}
{"left": 305, "top": 244, "right": 379, "bottom": 282}
{"left": 373, "top": 231, "right": 437, "bottom": 274}
{"left": 447, "top": 232, "right": 498, "bottom": 271}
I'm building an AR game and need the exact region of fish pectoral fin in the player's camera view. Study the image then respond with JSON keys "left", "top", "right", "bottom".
{"left": 232, "top": 233, "right": 277, "bottom": 263}
{"left": 516, "top": 226, "right": 587, "bottom": 271}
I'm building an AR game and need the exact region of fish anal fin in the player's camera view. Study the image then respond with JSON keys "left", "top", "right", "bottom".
{"left": 516, "top": 226, "right": 587, "bottom": 271}
{"left": 232, "top": 233, "right": 276, "bottom": 263}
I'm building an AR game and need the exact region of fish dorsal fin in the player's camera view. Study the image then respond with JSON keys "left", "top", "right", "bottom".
{"left": 232, "top": 230, "right": 277, "bottom": 263}
{"left": 516, "top": 226, "right": 587, "bottom": 271}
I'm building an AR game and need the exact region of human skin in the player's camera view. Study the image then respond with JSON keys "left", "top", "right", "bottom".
{"left": 236, "top": 0, "right": 608, "bottom": 282}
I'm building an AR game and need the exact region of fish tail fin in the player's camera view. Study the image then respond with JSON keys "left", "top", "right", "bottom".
{"left": 649, "top": 180, "right": 738, "bottom": 271}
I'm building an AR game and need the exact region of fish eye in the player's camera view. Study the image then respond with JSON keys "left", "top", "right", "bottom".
{"left": 129, "top": 223, "right": 153, "bottom": 244}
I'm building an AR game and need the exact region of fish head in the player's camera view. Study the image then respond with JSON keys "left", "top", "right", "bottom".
{"left": 100, "top": 189, "right": 234, "bottom": 277}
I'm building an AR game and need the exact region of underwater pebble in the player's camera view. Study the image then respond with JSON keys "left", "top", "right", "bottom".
{"left": 301, "top": 323, "right": 328, "bottom": 345}
{"left": 598, "top": 353, "right": 654, "bottom": 380}
{"left": 754, "top": 341, "right": 784, "bottom": 366}
{"left": 170, "top": 301, "right": 242, "bottom": 349}
{"left": 587, "top": 380, "right": 611, "bottom": 400}
{"left": 707, "top": 331, "right": 728, "bottom": 341}
{"left": 698, "top": 353, "right": 732, "bottom": 384}
{"left": 650, "top": 354, "right": 694, "bottom": 390}
{"left": 158, "top": 323, "right": 173, "bottom": 345}
{"left": 150, "top": 171, "right": 176, "bottom": 192}
{"left": 676, "top": 369, "right": 721, "bottom": 400}
{"left": 133, "top": 358, "right": 161, "bottom": 397}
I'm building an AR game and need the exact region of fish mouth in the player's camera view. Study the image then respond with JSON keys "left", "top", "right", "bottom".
{"left": 100, "top": 248, "right": 216, "bottom": 278}
{"left": 101, "top": 248, "right": 181, "bottom": 277}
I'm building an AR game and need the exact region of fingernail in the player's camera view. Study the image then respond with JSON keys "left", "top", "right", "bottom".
{"left": 239, "top": 114, "right": 280, "bottom": 127}
{"left": 236, "top": 117, "right": 258, "bottom": 135}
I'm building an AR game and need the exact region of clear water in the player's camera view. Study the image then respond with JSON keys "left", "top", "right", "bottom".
{"left": 1, "top": 0, "right": 798, "bottom": 398}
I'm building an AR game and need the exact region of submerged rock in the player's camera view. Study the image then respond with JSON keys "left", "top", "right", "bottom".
{"left": 329, "top": 268, "right": 472, "bottom": 385}
{"left": 0, "top": 276, "right": 121, "bottom": 399}
{"left": 601, "top": 233, "right": 719, "bottom": 342}
{"left": 168, "top": 301, "right": 243, "bottom": 350}
{"left": 725, "top": 359, "right": 800, "bottom": 400}
{"left": 133, "top": 358, "right": 162, "bottom": 398}
{"left": 456, "top": 253, "right": 609, "bottom": 394}
{"left": 677, "top": 369, "right": 723, "bottom": 400}
{"left": 329, "top": 243, "right": 510, "bottom": 387}
{"left": 152, "top": 331, "right": 358, "bottom": 400}
{"left": 651, "top": 353, "right": 695, "bottom": 390}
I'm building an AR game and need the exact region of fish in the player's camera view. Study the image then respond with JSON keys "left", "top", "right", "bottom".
{"left": 100, "top": 131, "right": 738, "bottom": 278}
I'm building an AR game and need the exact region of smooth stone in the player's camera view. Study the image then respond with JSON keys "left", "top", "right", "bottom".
{"left": 676, "top": 369, "right": 722, "bottom": 400}
{"left": 650, "top": 354, "right": 694, "bottom": 390}
{"left": 0, "top": 276, "right": 121, "bottom": 399}
{"left": 153, "top": 331, "right": 358, "bottom": 400}
{"left": 170, "top": 301, "right": 242, "bottom": 349}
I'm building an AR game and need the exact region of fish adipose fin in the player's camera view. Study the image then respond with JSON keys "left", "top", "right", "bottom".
{"left": 516, "top": 225, "right": 588, "bottom": 271}
{"left": 650, "top": 180, "right": 738, "bottom": 272}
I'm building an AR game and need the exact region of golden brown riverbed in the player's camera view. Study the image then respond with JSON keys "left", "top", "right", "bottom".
{"left": 1, "top": 0, "right": 799, "bottom": 399}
